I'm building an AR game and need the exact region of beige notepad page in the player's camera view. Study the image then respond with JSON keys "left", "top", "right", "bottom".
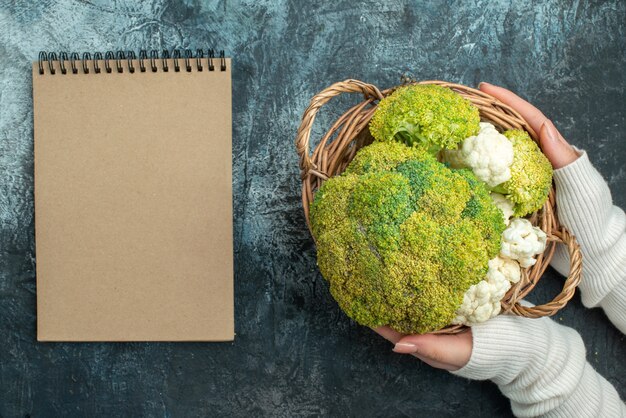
{"left": 33, "top": 56, "right": 233, "bottom": 341}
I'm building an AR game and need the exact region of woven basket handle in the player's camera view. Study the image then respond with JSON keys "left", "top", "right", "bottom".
{"left": 295, "top": 79, "right": 384, "bottom": 178}
{"left": 505, "top": 226, "right": 583, "bottom": 318}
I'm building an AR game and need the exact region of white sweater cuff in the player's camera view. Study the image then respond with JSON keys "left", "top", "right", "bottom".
{"left": 450, "top": 313, "right": 548, "bottom": 385}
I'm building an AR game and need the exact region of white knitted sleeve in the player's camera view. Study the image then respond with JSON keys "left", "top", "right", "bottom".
{"left": 549, "top": 149, "right": 626, "bottom": 333}
{"left": 451, "top": 313, "right": 626, "bottom": 417}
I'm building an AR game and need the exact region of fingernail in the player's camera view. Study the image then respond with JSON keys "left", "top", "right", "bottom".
{"left": 551, "top": 121, "right": 569, "bottom": 144}
{"left": 478, "top": 82, "right": 490, "bottom": 89}
{"left": 541, "top": 121, "right": 557, "bottom": 142}
{"left": 393, "top": 342, "right": 418, "bottom": 353}
{"left": 543, "top": 120, "right": 568, "bottom": 145}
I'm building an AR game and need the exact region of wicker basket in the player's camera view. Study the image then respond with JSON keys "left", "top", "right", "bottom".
{"left": 295, "top": 79, "right": 583, "bottom": 334}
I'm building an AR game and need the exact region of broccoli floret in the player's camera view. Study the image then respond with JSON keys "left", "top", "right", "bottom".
{"left": 344, "top": 140, "right": 430, "bottom": 175}
{"left": 369, "top": 84, "right": 480, "bottom": 154}
{"left": 348, "top": 171, "right": 414, "bottom": 253}
{"left": 456, "top": 168, "right": 507, "bottom": 257}
{"left": 495, "top": 130, "right": 553, "bottom": 217}
{"left": 309, "top": 174, "right": 359, "bottom": 239}
{"left": 397, "top": 160, "right": 471, "bottom": 222}
{"left": 310, "top": 141, "right": 505, "bottom": 334}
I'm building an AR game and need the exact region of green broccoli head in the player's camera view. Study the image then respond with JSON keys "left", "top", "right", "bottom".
{"left": 310, "top": 142, "right": 505, "bottom": 334}
{"left": 369, "top": 84, "right": 480, "bottom": 154}
{"left": 496, "top": 129, "right": 553, "bottom": 216}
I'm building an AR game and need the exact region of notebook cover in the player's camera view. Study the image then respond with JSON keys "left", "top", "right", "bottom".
{"left": 32, "top": 58, "right": 234, "bottom": 341}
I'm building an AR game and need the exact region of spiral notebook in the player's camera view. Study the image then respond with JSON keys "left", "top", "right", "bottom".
{"left": 33, "top": 49, "right": 234, "bottom": 341}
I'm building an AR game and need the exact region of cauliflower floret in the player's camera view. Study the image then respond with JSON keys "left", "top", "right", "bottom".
{"left": 452, "top": 256, "right": 521, "bottom": 326}
{"left": 445, "top": 122, "right": 514, "bottom": 187}
{"left": 487, "top": 255, "right": 522, "bottom": 284}
{"left": 490, "top": 192, "right": 515, "bottom": 225}
{"left": 500, "top": 218, "right": 547, "bottom": 268}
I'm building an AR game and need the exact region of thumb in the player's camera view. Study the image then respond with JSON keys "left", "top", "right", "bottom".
{"left": 393, "top": 331, "right": 473, "bottom": 371}
{"left": 538, "top": 120, "right": 580, "bottom": 169}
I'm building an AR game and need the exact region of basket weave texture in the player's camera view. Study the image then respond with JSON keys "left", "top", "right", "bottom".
{"left": 295, "top": 79, "right": 582, "bottom": 334}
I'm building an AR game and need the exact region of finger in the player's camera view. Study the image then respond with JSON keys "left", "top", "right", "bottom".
{"left": 375, "top": 327, "right": 455, "bottom": 369}
{"left": 372, "top": 326, "right": 405, "bottom": 344}
{"left": 539, "top": 120, "right": 581, "bottom": 169}
{"left": 393, "top": 331, "right": 473, "bottom": 371}
{"left": 478, "top": 82, "right": 548, "bottom": 135}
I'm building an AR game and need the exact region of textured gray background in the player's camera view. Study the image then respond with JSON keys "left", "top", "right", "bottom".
{"left": 0, "top": 0, "right": 625, "bottom": 417}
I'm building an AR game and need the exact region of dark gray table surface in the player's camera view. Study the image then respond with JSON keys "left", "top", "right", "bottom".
{"left": 0, "top": 1, "right": 624, "bottom": 417}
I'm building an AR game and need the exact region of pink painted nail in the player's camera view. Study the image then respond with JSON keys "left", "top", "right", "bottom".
{"left": 549, "top": 120, "right": 568, "bottom": 144}
{"left": 541, "top": 121, "right": 558, "bottom": 142}
{"left": 393, "top": 342, "right": 418, "bottom": 353}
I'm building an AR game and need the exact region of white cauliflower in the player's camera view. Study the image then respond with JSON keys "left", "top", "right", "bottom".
{"left": 444, "top": 122, "right": 514, "bottom": 187}
{"left": 452, "top": 256, "right": 521, "bottom": 326}
{"left": 500, "top": 218, "right": 547, "bottom": 268}
{"left": 490, "top": 192, "right": 515, "bottom": 225}
{"left": 487, "top": 255, "right": 522, "bottom": 284}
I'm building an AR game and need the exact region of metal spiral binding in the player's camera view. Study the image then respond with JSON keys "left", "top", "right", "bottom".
{"left": 37, "top": 49, "right": 227, "bottom": 75}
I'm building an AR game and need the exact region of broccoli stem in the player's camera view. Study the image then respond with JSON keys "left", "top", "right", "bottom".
{"left": 394, "top": 129, "right": 441, "bottom": 155}
{"left": 490, "top": 184, "right": 509, "bottom": 194}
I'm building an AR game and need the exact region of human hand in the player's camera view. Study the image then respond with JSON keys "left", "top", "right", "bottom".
{"left": 478, "top": 82, "right": 580, "bottom": 169}
{"left": 373, "top": 326, "right": 472, "bottom": 371}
